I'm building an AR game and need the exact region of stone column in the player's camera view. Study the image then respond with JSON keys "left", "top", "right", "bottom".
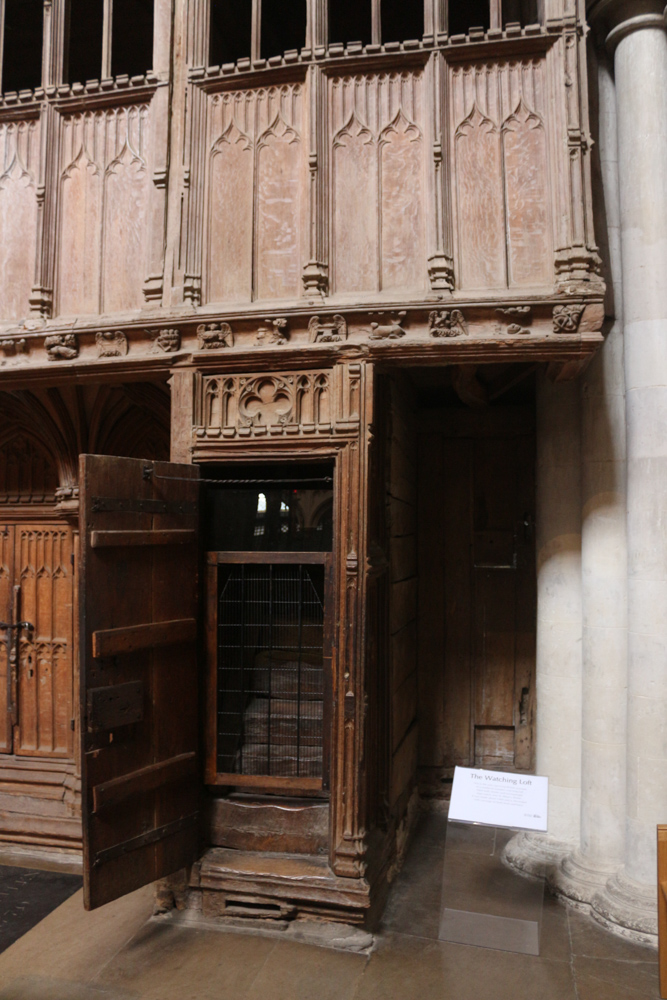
{"left": 587, "top": 0, "right": 667, "bottom": 942}
{"left": 552, "top": 49, "right": 629, "bottom": 910}
{"left": 505, "top": 375, "right": 583, "bottom": 877}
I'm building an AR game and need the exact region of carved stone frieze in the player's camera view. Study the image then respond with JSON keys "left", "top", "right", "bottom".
{"left": 496, "top": 306, "right": 533, "bottom": 324}
{"left": 96, "top": 331, "right": 128, "bottom": 358}
{"left": 150, "top": 328, "right": 182, "bottom": 353}
{"left": 197, "top": 322, "right": 234, "bottom": 350}
{"left": 198, "top": 370, "right": 335, "bottom": 438}
{"left": 429, "top": 309, "right": 468, "bottom": 338}
{"left": 255, "top": 318, "right": 288, "bottom": 347}
{"left": 553, "top": 304, "right": 586, "bottom": 334}
{"left": 309, "top": 315, "right": 347, "bottom": 343}
{"left": 0, "top": 337, "right": 27, "bottom": 358}
{"left": 44, "top": 334, "right": 78, "bottom": 361}
{"left": 368, "top": 312, "right": 407, "bottom": 341}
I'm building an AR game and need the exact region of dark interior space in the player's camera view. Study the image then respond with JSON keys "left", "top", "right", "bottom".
{"left": 448, "top": 0, "right": 490, "bottom": 35}
{"left": 329, "top": 0, "right": 373, "bottom": 47}
{"left": 381, "top": 0, "right": 424, "bottom": 43}
{"left": 66, "top": 0, "right": 104, "bottom": 84}
{"left": 2, "top": 0, "right": 43, "bottom": 94}
{"left": 111, "top": 0, "right": 154, "bottom": 77}
{"left": 209, "top": 0, "right": 252, "bottom": 65}
{"left": 503, "top": 0, "right": 539, "bottom": 26}
{"left": 261, "top": 0, "right": 308, "bottom": 59}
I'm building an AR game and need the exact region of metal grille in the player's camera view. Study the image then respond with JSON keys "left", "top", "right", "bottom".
{"left": 216, "top": 564, "right": 325, "bottom": 779}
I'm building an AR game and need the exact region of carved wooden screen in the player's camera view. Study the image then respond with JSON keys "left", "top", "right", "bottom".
{"left": 0, "top": 524, "right": 74, "bottom": 759}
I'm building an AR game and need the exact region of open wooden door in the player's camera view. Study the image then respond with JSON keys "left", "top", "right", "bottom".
{"left": 79, "top": 455, "right": 200, "bottom": 910}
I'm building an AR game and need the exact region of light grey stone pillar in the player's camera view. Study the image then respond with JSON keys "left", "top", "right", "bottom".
{"left": 586, "top": 0, "right": 667, "bottom": 943}
{"left": 551, "top": 50, "right": 629, "bottom": 911}
{"left": 505, "top": 376, "right": 583, "bottom": 877}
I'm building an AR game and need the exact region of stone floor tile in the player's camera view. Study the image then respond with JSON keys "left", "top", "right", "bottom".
{"left": 245, "top": 937, "right": 367, "bottom": 1000}
{"left": 573, "top": 956, "right": 660, "bottom": 999}
{"left": 353, "top": 931, "right": 578, "bottom": 1000}
{"left": 0, "top": 976, "right": 139, "bottom": 1000}
{"left": 95, "top": 920, "right": 277, "bottom": 1000}
{"left": 0, "top": 886, "right": 153, "bottom": 986}
{"left": 567, "top": 908, "right": 659, "bottom": 962}
{"left": 537, "top": 894, "right": 571, "bottom": 963}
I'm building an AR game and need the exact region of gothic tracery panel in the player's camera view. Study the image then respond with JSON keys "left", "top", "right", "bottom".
{"left": 0, "top": 120, "right": 39, "bottom": 321}
{"left": 206, "top": 85, "right": 305, "bottom": 304}
{"left": 16, "top": 527, "right": 74, "bottom": 758}
{"left": 451, "top": 58, "right": 553, "bottom": 292}
{"left": 57, "top": 104, "right": 151, "bottom": 316}
{"left": 329, "top": 71, "right": 426, "bottom": 295}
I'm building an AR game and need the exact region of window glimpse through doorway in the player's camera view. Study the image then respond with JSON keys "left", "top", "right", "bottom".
{"left": 1, "top": 0, "right": 44, "bottom": 94}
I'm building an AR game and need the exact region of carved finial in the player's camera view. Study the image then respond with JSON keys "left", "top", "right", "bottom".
{"left": 44, "top": 333, "right": 78, "bottom": 361}
{"left": 96, "top": 330, "right": 128, "bottom": 358}
{"left": 197, "top": 322, "right": 234, "bottom": 350}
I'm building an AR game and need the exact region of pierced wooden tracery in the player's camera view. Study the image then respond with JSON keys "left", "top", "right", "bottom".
{"left": 0, "top": 434, "right": 59, "bottom": 505}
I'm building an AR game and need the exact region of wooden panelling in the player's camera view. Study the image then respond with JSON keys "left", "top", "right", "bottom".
{"left": 386, "top": 377, "right": 419, "bottom": 811}
{"left": 0, "top": 120, "right": 39, "bottom": 321}
{"left": 205, "top": 84, "right": 305, "bottom": 304}
{"left": 15, "top": 526, "right": 75, "bottom": 759}
{"left": 0, "top": 756, "right": 81, "bottom": 849}
{"left": 208, "top": 795, "right": 329, "bottom": 855}
{"left": 0, "top": 528, "right": 12, "bottom": 754}
{"left": 451, "top": 58, "right": 552, "bottom": 292}
{"left": 417, "top": 408, "right": 536, "bottom": 790}
{"left": 330, "top": 71, "right": 426, "bottom": 295}
{"left": 57, "top": 105, "right": 151, "bottom": 316}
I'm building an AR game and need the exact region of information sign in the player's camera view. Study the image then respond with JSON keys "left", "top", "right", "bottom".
{"left": 448, "top": 766, "right": 548, "bottom": 832}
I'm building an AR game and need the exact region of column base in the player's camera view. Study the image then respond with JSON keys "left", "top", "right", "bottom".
{"left": 503, "top": 832, "right": 574, "bottom": 879}
{"left": 590, "top": 868, "right": 658, "bottom": 946}
{"left": 549, "top": 850, "right": 619, "bottom": 909}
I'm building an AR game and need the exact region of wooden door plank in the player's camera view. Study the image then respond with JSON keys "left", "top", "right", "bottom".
{"left": 92, "top": 751, "right": 198, "bottom": 813}
{"left": 91, "top": 529, "right": 197, "bottom": 548}
{"left": 92, "top": 618, "right": 197, "bottom": 658}
{"left": 80, "top": 455, "right": 200, "bottom": 910}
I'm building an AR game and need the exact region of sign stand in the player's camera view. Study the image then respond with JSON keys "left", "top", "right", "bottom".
{"left": 439, "top": 767, "right": 549, "bottom": 956}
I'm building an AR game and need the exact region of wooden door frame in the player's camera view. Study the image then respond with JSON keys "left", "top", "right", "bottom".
{"left": 171, "top": 358, "right": 374, "bottom": 880}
